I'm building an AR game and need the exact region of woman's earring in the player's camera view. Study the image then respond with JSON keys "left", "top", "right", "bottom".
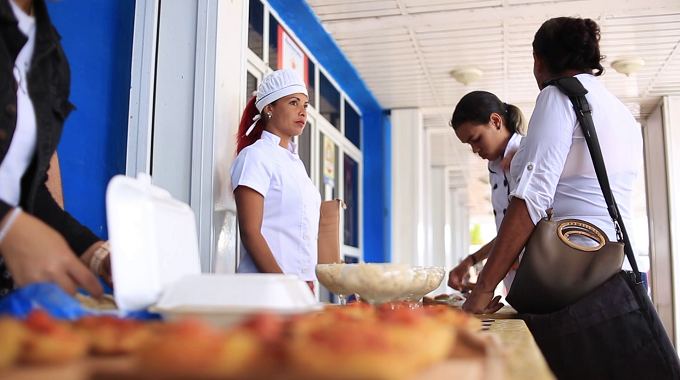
{"left": 267, "top": 112, "right": 272, "bottom": 119}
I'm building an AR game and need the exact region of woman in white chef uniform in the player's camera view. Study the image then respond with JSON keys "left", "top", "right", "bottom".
{"left": 447, "top": 91, "right": 526, "bottom": 294}
{"left": 230, "top": 69, "right": 321, "bottom": 290}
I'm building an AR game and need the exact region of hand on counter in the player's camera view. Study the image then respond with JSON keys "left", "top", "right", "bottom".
{"left": 462, "top": 288, "right": 503, "bottom": 314}
{"left": 0, "top": 211, "right": 103, "bottom": 298}
{"left": 448, "top": 258, "right": 472, "bottom": 290}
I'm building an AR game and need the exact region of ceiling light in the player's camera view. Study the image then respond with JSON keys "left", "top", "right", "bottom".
{"left": 450, "top": 68, "right": 483, "bottom": 85}
{"left": 611, "top": 58, "right": 645, "bottom": 76}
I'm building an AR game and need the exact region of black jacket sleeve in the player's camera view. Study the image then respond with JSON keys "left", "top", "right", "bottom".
{"left": 0, "top": 199, "right": 11, "bottom": 224}
{"left": 31, "top": 176, "right": 101, "bottom": 256}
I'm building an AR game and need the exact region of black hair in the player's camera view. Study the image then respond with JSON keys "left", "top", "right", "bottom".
{"left": 450, "top": 91, "right": 527, "bottom": 136}
{"left": 533, "top": 17, "right": 605, "bottom": 77}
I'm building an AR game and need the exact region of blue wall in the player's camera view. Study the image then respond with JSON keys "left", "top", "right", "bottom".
{"left": 362, "top": 110, "right": 388, "bottom": 263}
{"left": 382, "top": 115, "right": 391, "bottom": 262}
{"left": 268, "top": 0, "right": 390, "bottom": 262}
{"left": 46, "top": 0, "right": 136, "bottom": 240}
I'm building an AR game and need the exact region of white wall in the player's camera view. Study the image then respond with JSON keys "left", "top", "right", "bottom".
{"left": 126, "top": 0, "right": 243, "bottom": 273}
{"left": 151, "top": 0, "right": 198, "bottom": 205}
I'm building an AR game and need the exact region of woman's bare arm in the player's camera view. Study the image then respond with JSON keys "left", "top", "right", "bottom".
{"left": 234, "top": 186, "right": 283, "bottom": 273}
{"left": 462, "top": 197, "right": 535, "bottom": 313}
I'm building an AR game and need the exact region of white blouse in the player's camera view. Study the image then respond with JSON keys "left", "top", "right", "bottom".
{"left": 230, "top": 131, "right": 321, "bottom": 281}
{"left": 510, "top": 74, "right": 643, "bottom": 271}
{"left": 0, "top": 1, "right": 37, "bottom": 206}
{"left": 489, "top": 132, "right": 522, "bottom": 231}
{"left": 488, "top": 132, "right": 522, "bottom": 290}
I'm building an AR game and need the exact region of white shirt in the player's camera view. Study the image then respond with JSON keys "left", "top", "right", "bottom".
{"left": 0, "top": 1, "right": 38, "bottom": 206}
{"left": 230, "top": 131, "right": 322, "bottom": 281}
{"left": 489, "top": 132, "right": 522, "bottom": 231}
{"left": 510, "top": 74, "right": 644, "bottom": 271}
{"left": 488, "top": 132, "right": 522, "bottom": 290}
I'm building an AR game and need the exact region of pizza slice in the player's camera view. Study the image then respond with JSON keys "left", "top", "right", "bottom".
{"left": 20, "top": 310, "right": 89, "bottom": 365}
{"left": 0, "top": 317, "right": 27, "bottom": 370}
{"left": 74, "top": 315, "right": 152, "bottom": 356}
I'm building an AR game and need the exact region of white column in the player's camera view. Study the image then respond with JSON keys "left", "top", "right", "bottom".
{"left": 644, "top": 103, "right": 675, "bottom": 344}
{"left": 430, "top": 166, "right": 447, "bottom": 293}
{"left": 449, "top": 187, "right": 469, "bottom": 266}
{"left": 423, "top": 130, "right": 433, "bottom": 266}
{"left": 211, "top": 0, "right": 246, "bottom": 274}
{"left": 448, "top": 187, "right": 458, "bottom": 270}
{"left": 663, "top": 96, "right": 680, "bottom": 348}
{"left": 390, "top": 109, "right": 426, "bottom": 265}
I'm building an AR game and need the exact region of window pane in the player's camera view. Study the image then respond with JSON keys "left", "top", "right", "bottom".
{"left": 268, "top": 15, "right": 279, "bottom": 70}
{"left": 344, "top": 101, "right": 361, "bottom": 149}
{"left": 319, "top": 73, "right": 340, "bottom": 129}
{"left": 299, "top": 122, "right": 311, "bottom": 176}
{"left": 247, "top": 0, "right": 264, "bottom": 59}
{"left": 319, "top": 131, "right": 338, "bottom": 200}
{"left": 307, "top": 60, "right": 316, "bottom": 110}
{"left": 246, "top": 72, "right": 257, "bottom": 102}
{"left": 343, "top": 154, "right": 359, "bottom": 247}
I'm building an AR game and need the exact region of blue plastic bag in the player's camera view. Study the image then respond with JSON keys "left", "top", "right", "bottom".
{"left": 0, "top": 282, "right": 159, "bottom": 320}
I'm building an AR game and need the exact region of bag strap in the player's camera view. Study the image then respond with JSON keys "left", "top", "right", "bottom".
{"left": 542, "top": 77, "right": 642, "bottom": 283}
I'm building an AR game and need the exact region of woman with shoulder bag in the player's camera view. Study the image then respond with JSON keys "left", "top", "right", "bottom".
{"left": 462, "top": 17, "right": 680, "bottom": 379}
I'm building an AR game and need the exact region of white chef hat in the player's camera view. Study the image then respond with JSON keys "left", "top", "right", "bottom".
{"left": 246, "top": 69, "right": 308, "bottom": 136}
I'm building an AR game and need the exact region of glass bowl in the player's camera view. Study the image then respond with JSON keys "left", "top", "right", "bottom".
{"left": 315, "top": 264, "right": 353, "bottom": 305}
{"left": 341, "top": 263, "right": 414, "bottom": 305}
{"left": 401, "top": 266, "right": 430, "bottom": 304}
{"left": 423, "top": 266, "right": 446, "bottom": 295}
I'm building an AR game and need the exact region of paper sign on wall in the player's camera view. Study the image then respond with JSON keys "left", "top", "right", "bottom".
{"left": 278, "top": 26, "right": 308, "bottom": 86}
{"left": 323, "top": 135, "right": 335, "bottom": 187}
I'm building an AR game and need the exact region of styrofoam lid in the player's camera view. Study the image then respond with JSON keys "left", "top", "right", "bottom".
{"left": 106, "top": 173, "right": 201, "bottom": 311}
{"left": 153, "top": 274, "right": 322, "bottom": 313}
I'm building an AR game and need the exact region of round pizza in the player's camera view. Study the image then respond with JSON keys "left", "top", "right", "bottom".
{"left": 136, "top": 317, "right": 273, "bottom": 379}
{"left": 287, "top": 306, "right": 455, "bottom": 380}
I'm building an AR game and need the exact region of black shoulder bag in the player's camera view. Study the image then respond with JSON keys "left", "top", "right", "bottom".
{"left": 511, "top": 76, "right": 680, "bottom": 379}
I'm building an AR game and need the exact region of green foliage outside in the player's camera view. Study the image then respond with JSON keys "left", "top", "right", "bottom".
{"left": 470, "top": 224, "right": 483, "bottom": 245}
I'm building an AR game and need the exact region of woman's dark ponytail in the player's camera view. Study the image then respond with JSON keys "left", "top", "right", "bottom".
{"left": 505, "top": 103, "right": 527, "bottom": 136}
{"left": 450, "top": 91, "right": 526, "bottom": 136}
{"left": 236, "top": 96, "right": 266, "bottom": 154}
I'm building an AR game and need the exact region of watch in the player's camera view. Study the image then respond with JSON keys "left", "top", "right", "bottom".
{"left": 89, "top": 241, "right": 110, "bottom": 278}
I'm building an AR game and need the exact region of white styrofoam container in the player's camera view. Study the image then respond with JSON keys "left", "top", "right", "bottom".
{"left": 105, "top": 173, "right": 322, "bottom": 321}
{"left": 150, "top": 274, "right": 321, "bottom": 325}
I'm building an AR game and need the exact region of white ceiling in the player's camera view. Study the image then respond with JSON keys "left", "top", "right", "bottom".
{"left": 308, "top": 0, "right": 679, "bottom": 220}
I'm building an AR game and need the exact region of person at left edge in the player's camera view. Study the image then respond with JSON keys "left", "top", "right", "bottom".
{"left": 0, "top": 0, "right": 111, "bottom": 300}
{"left": 230, "top": 69, "right": 321, "bottom": 289}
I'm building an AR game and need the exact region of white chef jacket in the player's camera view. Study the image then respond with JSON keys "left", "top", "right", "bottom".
{"left": 230, "top": 131, "right": 321, "bottom": 281}
{"left": 510, "top": 74, "right": 643, "bottom": 271}
{"left": 489, "top": 132, "right": 522, "bottom": 230}
{"left": 0, "top": 1, "right": 37, "bottom": 206}
{"left": 488, "top": 132, "right": 522, "bottom": 290}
